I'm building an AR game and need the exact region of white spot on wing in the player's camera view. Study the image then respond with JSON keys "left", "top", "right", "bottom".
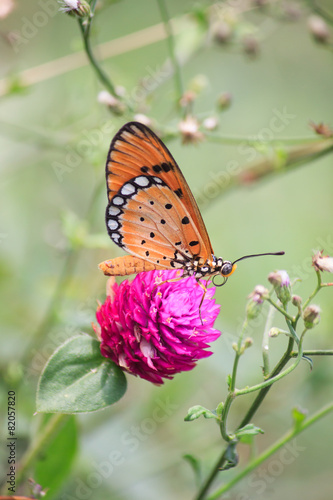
{"left": 153, "top": 176, "right": 163, "bottom": 184}
{"left": 108, "top": 219, "right": 119, "bottom": 230}
{"left": 134, "top": 176, "right": 150, "bottom": 187}
{"left": 113, "top": 196, "right": 125, "bottom": 206}
{"left": 121, "top": 183, "right": 136, "bottom": 196}
{"left": 111, "top": 233, "right": 121, "bottom": 243}
{"left": 109, "top": 206, "right": 121, "bottom": 216}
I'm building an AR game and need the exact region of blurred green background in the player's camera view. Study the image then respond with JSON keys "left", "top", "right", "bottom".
{"left": 1, "top": 0, "right": 333, "bottom": 499}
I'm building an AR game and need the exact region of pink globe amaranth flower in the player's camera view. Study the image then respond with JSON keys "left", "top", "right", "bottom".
{"left": 95, "top": 270, "right": 221, "bottom": 385}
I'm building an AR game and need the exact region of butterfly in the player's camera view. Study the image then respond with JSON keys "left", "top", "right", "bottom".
{"left": 99, "top": 121, "right": 284, "bottom": 285}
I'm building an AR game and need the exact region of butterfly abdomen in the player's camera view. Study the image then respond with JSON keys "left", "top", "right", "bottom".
{"left": 99, "top": 255, "right": 166, "bottom": 276}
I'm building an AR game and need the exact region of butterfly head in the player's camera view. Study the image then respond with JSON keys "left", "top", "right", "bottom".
{"left": 213, "top": 251, "right": 285, "bottom": 287}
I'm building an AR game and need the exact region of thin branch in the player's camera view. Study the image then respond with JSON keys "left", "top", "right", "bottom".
{"left": 156, "top": 0, "right": 184, "bottom": 103}
{"left": 206, "top": 402, "right": 333, "bottom": 500}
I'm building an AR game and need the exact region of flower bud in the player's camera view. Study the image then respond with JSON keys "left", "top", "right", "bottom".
{"left": 310, "top": 121, "right": 333, "bottom": 138}
{"left": 133, "top": 114, "right": 152, "bottom": 127}
{"left": 179, "top": 90, "right": 197, "bottom": 108}
{"left": 243, "top": 337, "right": 253, "bottom": 349}
{"left": 283, "top": 3, "right": 302, "bottom": 22}
{"left": 303, "top": 305, "right": 321, "bottom": 329}
{"left": 312, "top": 250, "right": 333, "bottom": 273}
{"left": 217, "top": 92, "right": 232, "bottom": 110}
{"left": 0, "top": 0, "right": 15, "bottom": 19}
{"left": 97, "top": 90, "right": 125, "bottom": 115}
{"left": 189, "top": 74, "right": 209, "bottom": 94}
{"left": 248, "top": 285, "right": 269, "bottom": 304}
{"left": 203, "top": 116, "right": 219, "bottom": 131}
{"left": 178, "top": 116, "right": 204, "bottom": 145}
{"left": 59, "top": 0, "right": 91, "bottom": 17}
{"left": 214, "top": 21, "right": 233, "bottom": 44}
{"left": 246, "top": 285, "right": 268, "bottom": 320}
{"left": 292, "top": 295, "right": 302, "bottom": 306}
{"left": 269, "top": 327, "right": 280, "bottom": 338}
{"left": 268, "top": 270, "right": 291, "bottom": 305}
{"left": 242, "top": 35, "right": 259, "bottom": 56}
{"left": 308, "top": 15, "right": 330, "bottom": 43}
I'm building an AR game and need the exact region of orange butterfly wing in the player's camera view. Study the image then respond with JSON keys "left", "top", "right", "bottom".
{"left": 104, "top": 122, "right": 214, "bottom": 271}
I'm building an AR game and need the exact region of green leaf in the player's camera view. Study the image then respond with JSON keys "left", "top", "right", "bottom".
{"left": 34, "top": 415, "right": 78, "bottom": 498}
{"left": 226, "top": 374, "right": 232, "bottom": 390}
{"left": 183, "top": 454, "right": 201, "bottom": 486}
{"left": 216, "top": 402, "right": 224, "bottom": 420}
{"left": 235, "top": 423, "right": 264, "bottom": 444}
{"left": 220, "top": 441, "right": 239, "bottom": 471}
{"left": 292, "top": 406, "right": 307, "bottom": 430}
{"left": 36, "top": 335, "right": 127, "bottom": 413}
{"left": 184, "top": 405, "right": 217, "bottom": 422}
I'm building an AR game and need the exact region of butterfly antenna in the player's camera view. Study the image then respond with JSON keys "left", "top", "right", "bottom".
{"left": 233, "top": 251, "right": 285, "bottom": 266}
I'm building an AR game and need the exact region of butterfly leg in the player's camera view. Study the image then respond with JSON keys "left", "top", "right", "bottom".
{"left": 151, "top": 273, "right": 184, "bottom": 296}
{"left": 196, "top": 278, "right": 212, "bottom": 325}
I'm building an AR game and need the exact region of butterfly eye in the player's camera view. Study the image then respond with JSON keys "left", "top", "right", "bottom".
{"left": 221, "top": 261, "right": 234, "bottom": 276}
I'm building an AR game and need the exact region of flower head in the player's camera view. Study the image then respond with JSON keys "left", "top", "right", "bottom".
{"left": 268, "top": 270, "right": 291, "bottom": 305}
{"left": 303, "top": 304, "right": 321, "bottom": 329}
{"left": 246, "top": 285, "right": 269, "bottom": 320}
{"left": 95, "top": 271, "right": 221, "bottom": 384}
{"left": 97, "top": 90, "right": 125, "bottom": 115}
{"left": 308, "top": 15, "right": 330, "bottom": 44}
{"left": 178, "top": 116, "right": 204, "bottom": 145}
{"left": 312, "top": 250, "right": 333, "bottom": 273}
{"left": 58, "top": 0, "right": 90, "bottom": 17}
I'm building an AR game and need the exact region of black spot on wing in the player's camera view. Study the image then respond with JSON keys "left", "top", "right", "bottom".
{"left": 162, "top": 162, "right": 173, "bottom": 172}
{"left": 182, "top": 216, "right": 190, "bottom": 225}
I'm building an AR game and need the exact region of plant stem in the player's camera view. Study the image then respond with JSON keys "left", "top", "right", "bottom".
{"left": 294, "top": 270, "right": 322, "bottom": 326}
{"left": 194, "top": 336, "right": 295, "bottom": 500}
{"left": 291, "top": 349, "right": 333, "bottom": 356}
{"left": 78, "top": 19, "right": 118, "bottom": 98}
{"left": 262, "top": 305, "right": 275, "bottom": 378}
{"left": 205, "top": 133, "right": 321, "bottom": 146}
{"left": 235, "top": 333, "right": 303, "bottom": 397}
{"left": 206, "top": 402, "right": 333, "bottom": 500}
{"left": 267, "top": 298, "right": 294, "bottom": 322}
{"left": 156, "top": 0, "right": 184, "bottom": 103}
{"left": 220, "top": 320, "right": 248, "bottom": 441}
{"left": 238, "top": 336, "right": 294, "bottom": 428}
{"left": 5, "top": 414, "right": 69, "bottom": 493}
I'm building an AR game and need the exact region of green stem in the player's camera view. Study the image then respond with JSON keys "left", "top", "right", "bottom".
{"left": 291, "top": 349, "right": 333, "bottom": 356}
{"left": 294, "top": 271, "right": 322, "bottom": 325}
{"left": 206, "top": 402, "right": 333, "bottom": 500}
{"left": 205, "top": 133, "right": 321, "bottom": 146}
{"left": 262, "top": 305, "right": 275, "bottom": 378}
{"left": 220, "top": 320, "right": 248, "bottom": 441}
{"left": 78, "top": 20, "right": 117, "bottom": 97}
{"left": 236, "top": 326, "right": 304, "bottom": 397}
{"left": 194, "top": 337, "right": 295, "bottom": 500}
{"left": 267, "top": 298, "right": 294, "bottom": 322}
{"left": 7, "top": 414, "right": 69, "bottom": 493}
{"left": 156, "top": 0, "right": 184, "bottom": 103}
{"left": 238, "top": 336, "right": 294, "bottom": 428}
